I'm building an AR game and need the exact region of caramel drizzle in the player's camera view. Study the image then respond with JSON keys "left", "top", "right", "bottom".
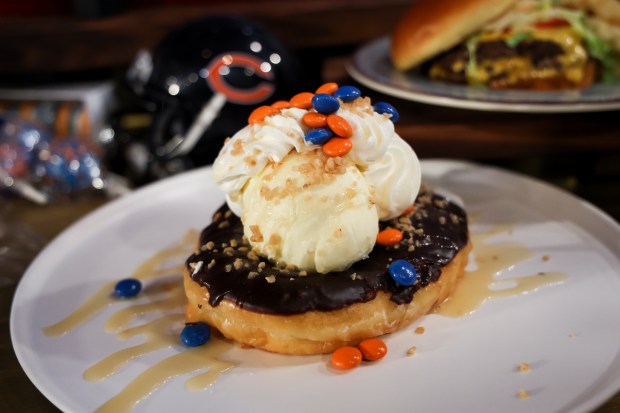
{"left": 43, "top": 230, "right": 237, "bottom": 413}
{"left": 435, "top": 224, "right": 566, "bottom": 317}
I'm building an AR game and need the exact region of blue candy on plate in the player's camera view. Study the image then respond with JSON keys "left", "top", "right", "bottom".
{"left": 114, "top": 278, "right": 142, "bottom": 298}
{"left": 180, "top": 322, "right": 211, "bottom": 347}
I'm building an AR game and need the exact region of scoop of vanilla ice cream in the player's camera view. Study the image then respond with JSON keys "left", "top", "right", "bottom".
{"left": 212, "top": 93, "right": 422, "bottom": 273}
{"left": 241, "top": 150, "right": 378, "bottom": 274}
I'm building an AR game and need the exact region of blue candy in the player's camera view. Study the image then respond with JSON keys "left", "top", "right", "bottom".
{"left": 374, "top": 102, "right": 399, "bottom": 122}
{"left": 304, "top": 127, "right": 333, "bottom": 145}
{"left": 333, "top": 86, "right": 361, "bottom": 102}
{"left": 114, "top": 278, "right": 142, "bottom": 298}
{"left": 180, "top": 322, "right": 211, "bottom": 347}
{"left": 312, "top": 93, "right": 340, "bottom": 114}
{"left": 388, "top": 259, "right": 417, "bottom": 286}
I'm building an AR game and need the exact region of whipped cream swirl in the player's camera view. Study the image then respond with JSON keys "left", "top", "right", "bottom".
{"left": 213, "top": 97, "right": 421, "bottom": 220}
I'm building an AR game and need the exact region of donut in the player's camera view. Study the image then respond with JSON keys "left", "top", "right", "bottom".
{"left": 184, "top": 190, "right": 471, "bottom": 355}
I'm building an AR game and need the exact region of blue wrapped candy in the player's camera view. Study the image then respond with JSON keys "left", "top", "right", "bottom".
{"left": 34, "top": 138, "right": 104, "bottom": 195}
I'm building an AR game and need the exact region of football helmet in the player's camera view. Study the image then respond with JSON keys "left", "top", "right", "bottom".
{"left": 126, "top": 14, "right": 303, "bottom": 177}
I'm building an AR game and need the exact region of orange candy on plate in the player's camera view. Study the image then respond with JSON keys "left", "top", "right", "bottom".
{"left": 330, "top": 338, "right": 388, "bottom": 370}
{"left": 331, "top": 346, "right": 362, "bottom": 370}
{"left": 358, "top": 338, "right": 388, "bottom": 361}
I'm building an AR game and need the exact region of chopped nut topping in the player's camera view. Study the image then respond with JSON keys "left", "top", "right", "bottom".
{"left": 231, "top": 139, "right": 243, "bottom": 156}
{"left": 217, "top": 221, "right": 230, "bottom": 229}
{"left": 233, "top": 258, "right": 243, "bottom": 270}
{"left": 269, "top": 233, "right": 282, "bottom": 246}
{"left": 249, "top": 225, "right": 264, "bottom": 242}
{"left": 207, "top": 259, "right": 216, "bottom": 269}
{"left": 265, "top": 275, "right": 276, "bottom": 283}
{"left": 189, "top": 261, "right": 203, "bottom": 275}
{"left": 247, "top": 250, "right": 260, "bottom": 261}
{"left": 225, "top": 264, "right": 232, "bottom": 272}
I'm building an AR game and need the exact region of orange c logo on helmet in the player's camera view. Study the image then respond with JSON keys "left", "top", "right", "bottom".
{"left": 206, "top": 53, "right": 275, "bottom": 105}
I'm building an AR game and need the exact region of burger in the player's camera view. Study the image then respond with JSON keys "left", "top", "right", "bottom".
{"left": 390, "top": 0, "right": 620, "bottom": 90}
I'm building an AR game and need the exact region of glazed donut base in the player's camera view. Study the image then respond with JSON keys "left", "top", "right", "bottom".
{"left": 184, "top": 240, "right": 472, "bottom": 355}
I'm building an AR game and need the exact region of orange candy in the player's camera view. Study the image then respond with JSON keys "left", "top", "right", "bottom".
{"left": 401, "top": 204, "right": 415, "bottom": 216}
{"left": 271, "top": 100, "right": 291, "bottom": 111}
{"left": 358, "top": 338, "right": 388, "bottom": 361}
{"left": 322, "top": 137, "right": 352, "bottom": 157}
{"left": 315, "top": 82, "right": 339, "bottom": 95}
{"left": 376, "top": 228, "right": 403, "bottom": 246}
{"left": 303, "top": 112, "right": 327, "bottom": 128}
{"left": 331, "top": 346, "right": 362, "bottom": 370}
{"left": 327, "top": 114, "right": 353, "bottom": 138}
{"left": 290, "top": 92, "right": 314, "bottom": 109}
{"left": 248, "top": 105, "right": 277, "bottom": 125}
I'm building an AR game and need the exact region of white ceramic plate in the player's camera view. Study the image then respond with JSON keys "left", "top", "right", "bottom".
{"left": 11, "top": 160, "right": 620, "bottom": 413}
{"left": 347, "top": 37, "right": 620, "bottom": 113}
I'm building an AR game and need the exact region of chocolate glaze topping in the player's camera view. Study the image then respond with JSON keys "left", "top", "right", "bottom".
{"left": 186, "top": 191, "right": 469, "bottom": 315}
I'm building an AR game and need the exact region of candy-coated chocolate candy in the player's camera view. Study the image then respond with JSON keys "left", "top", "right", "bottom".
{"left": 333, "top": 85, "right": 361, "bottom": 102}
{"left": 180, "top": 322, "right": 211, "bottom": 347}
{"left": 374, "top": 102, "right": 399, "bottom": 122}
{"left": 326, "top": 114, "right": 352, "bottom": 138}
{"left": 315, "top": 82, "right": 339, "bottom": 95}
{"left": 376, "top": 228, "right": 403, "bottom": 246}
{"left": 322, "top": 137, "right": 352, "bottom": 157}
{"left": 331, "top": 346, "right": 362, "bottom": 370}
{"left": 290, "top": 92, "right": 314, "bottom": 109}
{"left": 114, "top": 278, "right": 142, "bottom": 298}
{"left": 311, "top": 93, "right": 340, "bottom": 114}
{"left": 401, "top": 204, "right": 415, "bottom": 216}
{"left": 358, "top": 338, "right": 387, "bottom": 361}
{"left": 271, "top": 100, "right": 291, "bottom": 111}
{"left": 248, "top": 106, "right": 277, "bottom": 125}
{"left": 304, "top": 128, "right": 333, "bottom": 145}
{"left": 302, "top": 112, "right": 327, "bottom": 128}
{"left": 389, "top": 259, "right": 417, "bottom": 286}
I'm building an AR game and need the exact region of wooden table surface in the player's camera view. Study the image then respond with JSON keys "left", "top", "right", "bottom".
{"left": 1, "top": 1, "right": 620, "bottom": 411}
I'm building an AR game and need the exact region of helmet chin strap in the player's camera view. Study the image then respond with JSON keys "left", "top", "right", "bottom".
{"left": 163, "top": 92, "right": 227, "bottom": 158}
